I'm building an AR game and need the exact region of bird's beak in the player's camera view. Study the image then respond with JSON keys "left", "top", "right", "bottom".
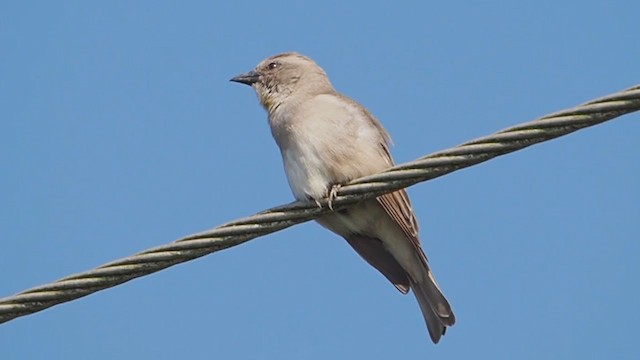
{"left": 230, "top": 70, "right": 260, "bottom": 85}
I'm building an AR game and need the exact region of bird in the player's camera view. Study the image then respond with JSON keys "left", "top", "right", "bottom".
{"left": 230, "top": 52, "right": 455, "bottom": 343}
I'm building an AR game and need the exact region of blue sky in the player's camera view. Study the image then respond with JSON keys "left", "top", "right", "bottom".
{"left": 1, "top": 1, "right": 639, "bottom": 359}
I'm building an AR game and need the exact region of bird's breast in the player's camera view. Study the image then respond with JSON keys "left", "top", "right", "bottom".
{"left": 269, "top": 94, "right": 389, "bottom": 201}
{"left": 281, "top": 136, "right": 336, "bottom": 201}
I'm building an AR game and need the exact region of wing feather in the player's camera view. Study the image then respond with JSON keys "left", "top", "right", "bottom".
{"left": 370, "top": 119, "right": 424, "bottom": 256}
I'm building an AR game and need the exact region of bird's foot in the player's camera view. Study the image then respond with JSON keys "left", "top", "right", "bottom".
{"left": 327, "top": 184, "right": 341, "bottom": 211}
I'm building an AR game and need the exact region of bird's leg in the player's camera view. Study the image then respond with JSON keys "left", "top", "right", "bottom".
{"left": 327, "top": 184, "right": 341, "bottom": 211}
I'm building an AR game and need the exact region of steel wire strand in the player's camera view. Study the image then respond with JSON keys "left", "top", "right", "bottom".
{"left": 1, "top": 85, "right": 638, "bottom": 324}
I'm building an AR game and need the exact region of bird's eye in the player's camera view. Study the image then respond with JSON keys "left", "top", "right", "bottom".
{"left": 267, "top": 62, "right": 279, "bottom": 70}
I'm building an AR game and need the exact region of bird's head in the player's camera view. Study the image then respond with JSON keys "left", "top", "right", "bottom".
{"left": 230, "top": 52, "right": 332, "bottom": 112}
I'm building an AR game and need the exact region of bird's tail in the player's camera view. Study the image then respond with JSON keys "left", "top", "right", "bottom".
{"left": 409, "top": 269, "right": 455, "bottom": 343}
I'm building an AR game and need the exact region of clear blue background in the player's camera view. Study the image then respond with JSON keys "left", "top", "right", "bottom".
{"left": 1, "top": 1, "right": 638, "bottom": 359}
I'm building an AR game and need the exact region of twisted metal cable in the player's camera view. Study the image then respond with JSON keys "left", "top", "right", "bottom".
{"left": 1, "top": 85, "right": 639, "bottom": 324}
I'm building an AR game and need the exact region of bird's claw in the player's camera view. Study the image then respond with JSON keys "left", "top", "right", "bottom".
{"left": 328, "top": 184, "right": 341, "bottom": 211}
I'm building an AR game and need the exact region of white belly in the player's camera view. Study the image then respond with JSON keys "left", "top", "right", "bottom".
{"left": 282, "top": 144, "right": 333, "bottom": 201}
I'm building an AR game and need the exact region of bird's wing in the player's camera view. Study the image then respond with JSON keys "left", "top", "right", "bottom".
{"left": 368, "top": 114, "right": 423, "bottom": 249}
{"left": 344, "top": 234, "right": 410, "bottom": 294}
{"left": 376, "top": 189, "right": 421, "bottom": 245}
{"left": 346, "top": 95, "right": 425, "bottom": 257}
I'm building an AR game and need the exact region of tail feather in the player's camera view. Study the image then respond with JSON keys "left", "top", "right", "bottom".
{"left": 422, "top": 270, "right": 455, "bottom": 325}
{"left": 409, "top": 270, "right": 455, "bottom": 343}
